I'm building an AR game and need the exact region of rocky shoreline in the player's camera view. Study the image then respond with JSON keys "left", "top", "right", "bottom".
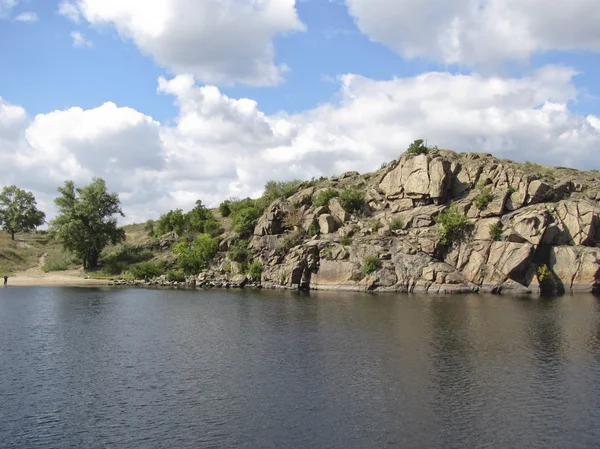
{"left": 113, "top": 149, "right": 600, "bottom": 296}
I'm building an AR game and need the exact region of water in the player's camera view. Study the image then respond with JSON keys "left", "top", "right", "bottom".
{"left": 1, "top": 288, "right": 599, "bottom": 448}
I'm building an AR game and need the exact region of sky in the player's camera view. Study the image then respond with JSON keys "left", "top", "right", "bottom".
{"left": 0, "top": 0, "right": 599, "bottom": 224}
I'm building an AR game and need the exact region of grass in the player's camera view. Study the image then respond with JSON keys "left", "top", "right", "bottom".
{"left": 0, "top": 231, "right": 57, "bottom": 275}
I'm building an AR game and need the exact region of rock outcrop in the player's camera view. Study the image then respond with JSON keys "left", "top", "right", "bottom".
{"left": 245, "top": 150, "right": 600, "bottom": 295}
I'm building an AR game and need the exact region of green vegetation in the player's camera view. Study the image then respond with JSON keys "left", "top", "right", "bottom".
{"left": 435, "top": 202, "right": 473, "bottom": 246}
{"left": 41, "top": 250, "right": 79, "bottom": 273}
{"left": 380, "top": 162, "right": 388, "bottom": 169}
{"left": 312, "top": 189, "right": 339, "bottom": 208}
{"left": 50, "top": 178, "right": 125, "bottom": 270}
{"left": 167, "top": 269, "right": 186, "bottom": 283}
{"left": 506, "top": 185, "right": 516, "bottom": 195}
{"left": 173, "top": 234, "right": 219, "bottom": 275}
{"left": 219, "top": 200, "right": 232, "bottom": 217}
{"left": 275, "top": 230, "right": 305, "bottom": 255}
{"left": 362, "top": 255, "right": 382, "bottom": 275}
{"left": 0, "top": 186, "right": 46, "bottom": 240}
{"left": 155, "top": 200, "right": 222, "bottom": 237}
{"left": 101, "top": 245, "right": 154, "bottom": 275}
{"left": 144, "top": 219, "right": 155, "bottom": 237}
{"left": 389, "top": 217, "right": 404, "bottom": 231}
{"left": 339, "top": 188, "right": 365, "bottom": 216}
{"left": 474, "top": 182, "right": 494, "bottom": 210}
{"left": 537, "top": 264, "right": 551, "bottom": 282}
{"left": 259, "top": 180, "right": 302, "bottom": 208}
{"left": 130, "top": 261, "right": 165, "bottom": 280}
{"left": 247, "top": 261, "right": 263, "bottom": 281}
{"left": 307, "top": 221, "right": 320, "bottom": 237}
{"left": 406, "top": 139, "right": 429, "bottom": 155}
{"left": 340, "top": 235, "right": 352, "bottom": 246}
{"left": 489, "top": 223, "right": 503, "bottom": 242}
{"left": 230, "top": 201, "right": 262, "bottom": 237}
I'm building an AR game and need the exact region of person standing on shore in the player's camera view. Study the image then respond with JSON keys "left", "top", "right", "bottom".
{"left": 3, "top": 275, "right": 7, "bottom": 286}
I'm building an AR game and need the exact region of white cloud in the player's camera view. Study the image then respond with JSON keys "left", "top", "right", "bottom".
{"left": 71, "top": 31, "right": 92, "bottom": 47}
{"left": 14, "top": 11, "right": 37, "bottom": 22}
{"left": 344, "top": 0, "right": 600, "bottom": 66}
{"left": 58, "top": 0, "right": 305, "bottom": 86}
{"left": 1, "top": 67, "right": 600, "bottom": 223}
{"left": 0, "top": 0, "right": 17, "bottom": 18}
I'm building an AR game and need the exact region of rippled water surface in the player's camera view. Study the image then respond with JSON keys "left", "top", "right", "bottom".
{"left": 1, "top": 287, "right": 600, "bottom": 448}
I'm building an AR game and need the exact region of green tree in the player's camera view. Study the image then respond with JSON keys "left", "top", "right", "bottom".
{"left": 174, "top": 234, "right": 219, "bottom": 274}
{"left": 406, "top": 139, "right": 429, "bottom": 155}
{"left": 50, "top": 178, "right": 125, "bottom": 270}
{"left": 0, "top": 185, "right": 46, "bottom": 240}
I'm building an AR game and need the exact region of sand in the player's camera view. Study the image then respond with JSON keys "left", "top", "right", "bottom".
{"left": 5, "top": 261, "right": 110, "bottom": 287}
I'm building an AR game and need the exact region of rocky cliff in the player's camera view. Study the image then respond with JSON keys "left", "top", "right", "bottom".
{"left": 160, "top": 150, "right": 600, "bottom": 295}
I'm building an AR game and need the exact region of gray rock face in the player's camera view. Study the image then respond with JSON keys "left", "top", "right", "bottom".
{"left": 202, "top": 149, "right": 600, "bottom": 295}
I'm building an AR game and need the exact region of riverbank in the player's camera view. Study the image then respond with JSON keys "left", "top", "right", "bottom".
{"left": 5, "top": 265, "right": 110, "bottom": 287}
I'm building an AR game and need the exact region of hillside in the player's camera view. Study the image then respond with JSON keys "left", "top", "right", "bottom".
{"left": 5, "top": 147, "right": 600, "bottom": 295}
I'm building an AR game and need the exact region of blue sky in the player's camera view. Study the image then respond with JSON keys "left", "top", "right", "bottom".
{"left": 0, "top": 0, "right": 599, "bottom": 222}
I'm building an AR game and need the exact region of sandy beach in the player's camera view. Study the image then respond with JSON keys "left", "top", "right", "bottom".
{"left": 5, "top": 263, "right": 110, "bottom": 287}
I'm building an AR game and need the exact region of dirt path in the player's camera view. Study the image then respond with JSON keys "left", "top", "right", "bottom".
{"left": 6, "top": 254, "right": 109, "bottom": 287}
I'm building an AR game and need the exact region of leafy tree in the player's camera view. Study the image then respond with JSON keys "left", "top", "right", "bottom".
{"left": 173, "top": 234, "right": 219, "bottom": 274}
{"left": 155, "top": 209, "right": 186, "bottom": 236}
{"left": 50, "top": 178, "right": 125, "bottom": 270}
{"left": 231, "top": 205, "right": 262, "bottom": 237}
{"left": 0, "top": 185, "right": 46, "bottom": 240}
{"left": 219, "top": 200, "right": 232, "bottom": 217}
{"left": 312, "top": 189, "right": 339, "bottom": 207}
{"left": 406, "top": 139, "right": 429, "bottom": 155}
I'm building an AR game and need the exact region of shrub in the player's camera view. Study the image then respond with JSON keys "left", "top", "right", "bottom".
{"left": 247, "top": 261, "right": 263, "bottom": 281}
{"left": 537, "top": 264, "right": 551, "bottom": 282}
{"left": 339, "top": 188, "right": 365, "bottom": 216}
{"left": 312, "top": 189, "right": 339, "bottom": 208}
{"left": 406, "top": 139, "right": 429, "bottom": 155}
{"left": 261, "top": 180, "right": 302, "bottom": 204}
{"left": 435, "top": 202, "right": 473, "bottom": 246}
{"left": 228, "top": 239, "right": 250, "bottom": 264}
{"left": 474, "top": 182, "right": 494, "bottom": 210}
{"left": 362, "top": 256, "right": 382, "bottom": 275}
{"left": 101, "top": 245, "right": 154, "bottom": 275}
{"left": 380, "top": 162, "right": 388, "bottom": 169}
{"left": 155, "top": 209, "right": 186, "bottom": 236}
{"left": 275, "top": 230, "right": 306, "bottom": 255}
{"left": 489, "top": 223, "right": 503, "bottom": 241}
{"left": 174, "top": 234, "right": 219, "bottom": 274}
{"left": 167, "top": 269, "right": 186, "bottom": 283}
{"left": 219, "top": 200, "right": 232, "bottom": 217}
{"left": 129, "top": 261, "right": 164, "bottom": 279}
{"left": 144, "top": 219, "right": 155, "bottom": 237}
{"left": 389, "top": 217, "right": 404, "bottom": 231}
{"left": 368, "top": 219, "right": 382, "bottom": 231}
{"left": 506, "top": 185, "right": 516, "bottom": 195}
{"left": 231, "top": 205, "right": 262, "bottom": 237}
{"left": 340, "top": 235, "right": 352, "bottom": 246}
{"left": 307, "top": 221, "right": 320, "bottom": 237}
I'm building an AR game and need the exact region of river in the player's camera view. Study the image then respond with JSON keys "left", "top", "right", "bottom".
{"left": 1, "top": 287, "right": 599, "bottom": 448}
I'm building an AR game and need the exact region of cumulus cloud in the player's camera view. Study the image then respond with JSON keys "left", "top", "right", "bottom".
{"left": 344, "top": 0, "right": 600, "bottom": 66}
{"left": 0, "top": 0, "right": 16, "bottom": 18}
{"left": 70, "top": 31, "right": 92, "bottom": 47}
{"left": 58, "top": 0, "right": 305, "bottom": 86}
{"left": 1, "top": 67, "right": 599, "bottom": 223}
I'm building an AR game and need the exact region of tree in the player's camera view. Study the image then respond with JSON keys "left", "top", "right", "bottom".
{"left": 50, "top": 178, "right": 125, "bottom": 270}
{"left": 0, "top": 185, "right": 46, "bottom": 240}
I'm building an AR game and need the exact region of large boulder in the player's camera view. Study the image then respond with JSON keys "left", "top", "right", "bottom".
{"left": 543, "top": 200, "right": 600, "bottom": 246}
{"left": 502, "top": 207, "right": 549, "bottom": 245}
{"left": 254, "top": 200, "right": 293, "bottom": 236}
{"left": 379, "top": 154, "right": 451, "bottom": 202}
{"left": 550, "top": 246, "right": 600, "bottom": 293}
{"left": 318, "top": 214, "right": 339, "bottom": 234}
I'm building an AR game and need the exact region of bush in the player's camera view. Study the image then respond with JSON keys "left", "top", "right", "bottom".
{"left": 362, "top": 256, "right": 382, "bottom": 275}
{"left": 537, "top": 264, "right": 551, "bottom": 282}
{"left": 101, "top": 245, "right": 154, "bottom": 275}
{"left": 261, "top": 180, "right": 302, "bottom": 204}
{"left": 474, "top": 182, "right": 494, "bottom": 210}
{"left": 312, "top": 189, "right": 339, "bottom": 208}
{"left": 340, "top": 235, "right": 352, "bottom": 246}
{"left": 219, "top": 200, "right": 232, "bottom": 217}
{"left": 506, "top": 185, "right": 516, "bottom": 195}
{"left": 435, "top": 202, "right": 473, "bottom": 246}
{"left": 155, "top": 209, "right": 186, "bottom": 236}
{"left": 406, "top": 139, "right": 429, "bottom": 155}
{"left": 247, "top": 261, "right": 263, "bottom": 281}
{"left": 275, "top": 230, "right": 306, "bottom": 255}
{"left": 167, "top": 269, "right": 186, "bottom": 282}
{"left": 129, "top": 261, "right": 164, "bottom": 279}
{"left": 489, "top": 223, "right": 502, "bottom": 241}
{"left": 307, "top": 221, "right": 320, "bottom": 237}
{"left": 231, "top": 205, "right": 262, "bottom": 237}
{"left": 174, "top": 234, "right": 219, "bottom": 274}
{"left": 340, "top": 188, "right": 365, "bottom": 216}
{"left": 389, "top": 217, "right": 404, "bottom": 231}
{"left": 228, "top": 239, "right": 250, "bottom": 264}
{"left": 144, "top": 219, "right": 155, "bottom": 237}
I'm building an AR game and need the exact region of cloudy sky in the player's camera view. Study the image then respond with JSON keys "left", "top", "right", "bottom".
{"left": 1, "top": 0, "right": 599, "bottom": 223}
